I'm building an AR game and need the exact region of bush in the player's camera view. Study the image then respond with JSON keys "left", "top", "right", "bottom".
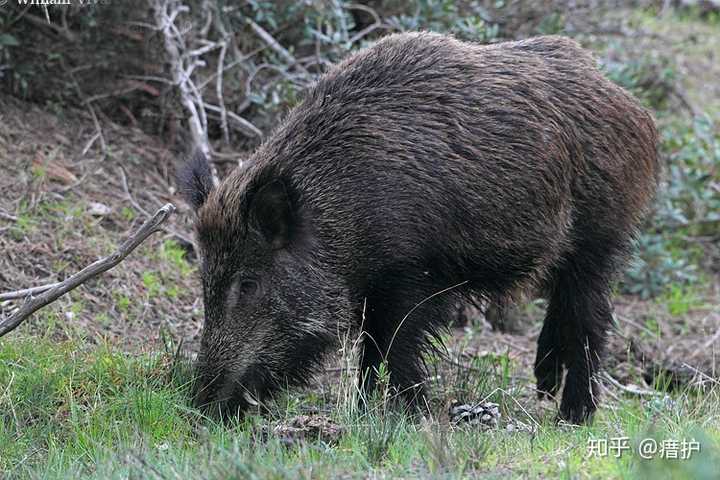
{"left": 622, "top": 115, "right": 719, "bottom": 298}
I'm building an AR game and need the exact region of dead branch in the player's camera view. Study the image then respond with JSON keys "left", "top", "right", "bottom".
{"left": 0, "top": 283, "right": 60, "bottom": 302}
{"left": 0, "top": 210, "right": 18, "bottom": 222}
{"left": 246, "top": 18, "right": 296, "bottom": 65}
{"left": 215, "top": 39, "right": 230, "bottom": 145}
{"left": 153, "top": 0, "right": 260, "bottom": 181}
{"left": 21, "top": 11, "right": 77, "bottom": 42}
{"left": 347, "top": 3, "right": 386, "bottom": 45}
{"left": 204, "top": 103, "right": 263, "bottom": 138}
{"left": 602, "top": 372, "right": 659, "bottom": 397}
{"left": 118, "top": 166, "right": 152, "bottom": 218}
{"left": 59, "top": 56, "right": 107, "bottom": 154}
{"left": 246, "top": 18, "right": 309, "bottom": 75}
{"left": 0, "top": 204, "right": 176, "bottom": 337}
{"left": 196, "top": 50, "right": 262, "bottom": 91}
{"left": 81, "top": 132, "right": 101, "bottom": 157}
{"left": 140, "top": 0, "right": 263, "bottom": 160}
{"left": 154, "top": 1, "right": 209, "bottom": 158}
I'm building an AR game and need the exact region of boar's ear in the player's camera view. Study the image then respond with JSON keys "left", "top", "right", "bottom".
{"left": 177, "top": 149, "right": 214, "bottom": 211}
{"left": 251, "top": 179, "right": 292, "bottom": 250}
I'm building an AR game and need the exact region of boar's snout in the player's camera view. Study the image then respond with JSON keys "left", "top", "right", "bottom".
{"left": 192, "top": 365, "right": 263, "bottom": 420}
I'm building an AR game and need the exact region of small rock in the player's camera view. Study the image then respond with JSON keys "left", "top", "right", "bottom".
{"left": 88, "top": 202, "right": 112, "bottom": 216}
{"left": 506, "top": 419, "right": 536, "bottom": 434}
{"left": 272, "top": 414, "right": 345, "bottom": 445}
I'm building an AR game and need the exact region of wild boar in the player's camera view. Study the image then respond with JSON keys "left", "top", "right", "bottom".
{"left": 180, "top": 32, "right": 659, "bottom": 424}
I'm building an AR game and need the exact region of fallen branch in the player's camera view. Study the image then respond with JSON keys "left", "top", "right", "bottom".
{"left": 0, "top": 210, "right": 18, "bottom": 222}
{"left": 680, "top": 363, "right": 720, "bottom": 387}
{"left": 602, "top": 372, "right": 659, "bottom": 397}
{"left": 0, "top": 204, "right": 176, "bottom": 337}
{"left": 0, "top": 283, "right": 60, "bottom": 302}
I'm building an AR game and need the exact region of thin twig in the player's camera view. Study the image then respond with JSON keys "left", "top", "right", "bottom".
{"left": 680, "top": 363, "right": 720, "bottom": 387}
{"left": 215, "top": 39, "right": 230, "bottom": 145}
{"left": 204, "top": 103, "right": 262, "bottom": 138}
{"left": 21, "top": 12, "right": 76, "bottom": 42}
{"left": 61, "top": 57, "right": 107, "bottom": 154}
{"left": 81, "top": 132, "right": 101, "bottom": 157}
{"left": 0, "top": 211, "right": 18, "bottom": 222}
{"left": 0, "top": 204, "right": 176, "bottom": 337}
{"left": 118, "top": 167, "right": 152, "bottom": 218}
{"left": 346, "top": 3, "right": 386, "bottom": 44}
{"left": 246, "top": 18, "right": 309, "bottom": 75}
{"left": 121, "top": 74, "right": 175, "bottom": 85}
{"left": 246, "top": 18, "right": 295, "bottom": 64}
{"left": 602, "top": 372, "right": 659, "bottom": 397}
{"left": 196, "top": 44, "right": 268, "bottom": 91}
{"left": 702, "top": 325, "right": 720, "bottom": 351}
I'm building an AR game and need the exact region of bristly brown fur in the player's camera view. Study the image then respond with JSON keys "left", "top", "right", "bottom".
{"left": 182, "top": 32, "right": 659, "bottom": 424}
{"left": 177, "top": 149, "right": 214, "bottom": 211}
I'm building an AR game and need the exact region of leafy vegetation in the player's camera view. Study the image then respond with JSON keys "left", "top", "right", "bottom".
{"left": 601, "top": 47, "right": 719, "bottom": 299}
{"left": 625, "top": 115, "right": 719, "bottom": 299}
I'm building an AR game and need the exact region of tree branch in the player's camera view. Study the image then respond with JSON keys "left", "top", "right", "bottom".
{"left": 246, "top": 18, "right": 309, "bottom": 75}
{"left": 602, "top": 372, "right": 659, "bottom": 397}
{"left": 0, "top": 204, "right": 176, "bottom": 338}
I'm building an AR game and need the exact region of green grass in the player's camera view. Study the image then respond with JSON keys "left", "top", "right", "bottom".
{"left": 158, "top": 240, "right": 193, "bottom": 278}
{"left": 661, "top": 284, "right": 705, "bottom": 317}
{"left": 1, "top": 337, "right": 719, "bottom": 479}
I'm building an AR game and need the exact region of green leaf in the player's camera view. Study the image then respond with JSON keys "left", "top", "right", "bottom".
{"left": 0, "top": 34, "right": 20, "bottom": 47}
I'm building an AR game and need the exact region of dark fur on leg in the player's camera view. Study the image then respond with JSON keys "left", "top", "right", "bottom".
{"left": 537, "top": 244, "right": 618, "bottom": 424}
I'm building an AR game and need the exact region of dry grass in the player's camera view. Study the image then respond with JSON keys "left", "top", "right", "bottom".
{"left": 0, "top": 93, "right": 201, "bottom": 351}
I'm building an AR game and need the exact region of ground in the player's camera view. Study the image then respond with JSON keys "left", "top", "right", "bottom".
{"left": 0, "top": 93, "right": 201, "bottom": 348}
{"left": 1, "top": 6, "right": 719, "bottom": 480}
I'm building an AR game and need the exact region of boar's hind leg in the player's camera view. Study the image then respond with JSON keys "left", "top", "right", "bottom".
{"left": 534, "top": 300, "right": 564, "bottom": 401}
{"left": 536, "top": 251, "right": 615, "bottom": 424}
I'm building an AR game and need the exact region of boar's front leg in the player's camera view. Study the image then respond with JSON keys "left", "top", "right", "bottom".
{"left": 358, "top": 274, "right": 455, "bottom": 409}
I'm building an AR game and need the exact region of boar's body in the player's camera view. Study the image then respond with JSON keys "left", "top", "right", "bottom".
{"left": 184, "top": 33, "right": 659, "bottom": 424}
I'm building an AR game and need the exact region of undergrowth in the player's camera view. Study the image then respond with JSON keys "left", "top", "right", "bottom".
{"left": 1, "top": 335, "right": 720, "bottom": 479}
{"left": 603, "top": 47, "right": 720, "bottom": 299}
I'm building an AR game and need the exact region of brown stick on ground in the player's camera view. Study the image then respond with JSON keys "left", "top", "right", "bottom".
{"left": 0, "top": 203, "right": 176, "bottom": 337}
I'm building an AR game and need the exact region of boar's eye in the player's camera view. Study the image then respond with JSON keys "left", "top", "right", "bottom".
{"left": 227, "top": 277, "right": 261, "bottom": 310}
{"left": 236, "top": 278, "right": 260, "bottom": 298}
